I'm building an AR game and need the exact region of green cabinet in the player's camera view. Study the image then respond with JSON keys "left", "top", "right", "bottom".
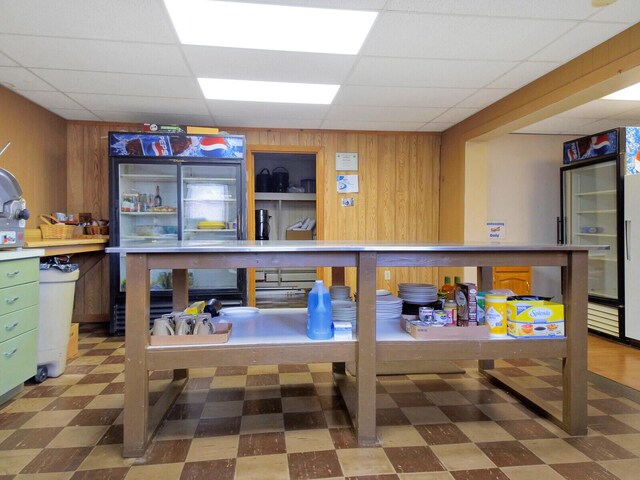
{"left": 0, "top": 253, "right": 41, "bottom": 404}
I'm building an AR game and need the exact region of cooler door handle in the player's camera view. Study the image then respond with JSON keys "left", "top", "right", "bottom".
{"left": 5, "top": 270, "right": 20, "bottom": 277}
{"left": 5, "top": 296, "right": 19, "bottom": 305}
{"left": 626, "top": 220, "right": 631, "bottom": 261}
{"left": 556, "top": 217, "right": 563, "bottom": 244}
{"left": 4, "top": 321, "right": 19, "bottom": 331}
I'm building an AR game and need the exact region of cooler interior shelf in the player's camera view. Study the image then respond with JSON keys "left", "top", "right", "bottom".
{"left": 120, "top": 174, "right": 176, "bottom": 181}
{"left": 255, "top": 192, "right": 316, "bottom": 201}
{"left": 575, "top": 189, "right": 616, "bottom": 196}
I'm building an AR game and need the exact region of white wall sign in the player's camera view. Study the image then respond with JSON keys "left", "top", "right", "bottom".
{"left": 487, "top": 221, "right": 506, "bottom": 239}
{"left": 336, "top": 152, "right": 358, "bottom": 171}
{"left": 337, "top": 175, "right": 358, "bottom": 193}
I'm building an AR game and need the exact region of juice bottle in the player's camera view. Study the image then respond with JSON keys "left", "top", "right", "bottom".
{"left": 440, "top": 276, "right": 455, "bottom": 299}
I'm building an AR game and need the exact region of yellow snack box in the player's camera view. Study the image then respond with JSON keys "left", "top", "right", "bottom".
{"left": 507, "top": 300, "right": 564, "bottom": 338}
{"left": 184, "top": 300, "right": 205, "bottom": 315}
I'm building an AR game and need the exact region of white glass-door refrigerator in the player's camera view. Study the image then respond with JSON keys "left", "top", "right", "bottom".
{"left": 108, "top": 132, "right": 247, "bottom": 335}
{"left": 560, "top": 127, "right": 640, "bottom": 342}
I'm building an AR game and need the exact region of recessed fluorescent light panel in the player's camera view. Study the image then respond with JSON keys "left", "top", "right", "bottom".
{"left": 164, "top": 0, "right": 377, "bottom": 54}
{"left": 603, "top": 82, "right": 640, "bottom": 101}
{"left": 199, "top": 78, "right": 339, "bottom": 104}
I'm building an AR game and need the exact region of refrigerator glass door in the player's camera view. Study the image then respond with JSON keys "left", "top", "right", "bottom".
{"left": 564, "top": 160, "right": 617, "bottom": 299}
{"left": 624, "top": 174, "right": 640, "bottom": 341}
{"left": 181, "top": 164, "right": 241, "bottom": 290}
{"left": 118, "top": 162, "right": 178, "bottom": 292}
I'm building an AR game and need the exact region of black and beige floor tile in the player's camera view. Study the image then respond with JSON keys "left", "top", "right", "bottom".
{"left": 2, "top": 326, "right": 640, "bottom": 479}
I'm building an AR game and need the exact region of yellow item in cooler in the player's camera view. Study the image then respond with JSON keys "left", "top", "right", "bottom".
{"left": 184, "top": 300, "right": 205, "bottom": 315}
{"left": 197, "top": 220, "right": 225, "bottom": 229}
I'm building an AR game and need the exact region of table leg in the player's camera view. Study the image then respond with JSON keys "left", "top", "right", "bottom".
{"left": 123, "top": 254, "right": 150, "bottom": 457}
{"left": 477, "top": 266, "right": 494, "bottom": 372}
{"left": 563, "top": 251, "right": 588, "bottom": 435}
{"left": 355, "top": 252, "right": 377, "bottom": 446}
{"left": 172, "top": 269, "right": 189, "bottom": 381}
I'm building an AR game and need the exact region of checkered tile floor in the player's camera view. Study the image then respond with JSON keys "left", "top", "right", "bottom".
{"left": 2, "top": 326, "right": 640, "bottom": 479}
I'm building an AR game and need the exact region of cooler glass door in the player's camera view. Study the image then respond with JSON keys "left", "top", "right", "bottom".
{"left": 180, "top": 163, "right": 241, "bottom": 290}
{"left": 563, "top": 160, "right": 617, "bottom": 300}
{"left": 117, "top": 162, "right": 178, "bottom": 292}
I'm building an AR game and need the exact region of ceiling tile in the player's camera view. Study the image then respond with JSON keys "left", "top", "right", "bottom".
{"left": 31, "top": 70, "right": 202, "bottom": 97}
{"left": 0, "top": 51, "right": 16, "bottom": 66}
{"left": 206, "top": 100, "right": 330, "bottom": 119}
{"left": 419, "top": 122, "right": 455, "bottom": 132}
{"left": 608, "top": 106, "right": 640, "bottom": 122}
{"left": 49, "top": 108, "right": 101, "bottom": 121}
{"left": 530, "top": 22, "right": 631, "bottom": 62}
{"left": 0, "top": 35, "right": 190, "bottom": 76}
{"left": 326, "top": 105, "right": 445, "bottom": 123}
{"left": 455, "top": 88, "right": 514, "bottom": 109}
{"left": 183, "top": 46, "right": 355, "bottom": 84}
{"left": 516, "top": 116, "right": 600, "bottom": 135}
{"left": 15, "top": 90, "right": 83, "bottom": 110}
{"left": 69, "top": 93, "right": 209, "bottom": 115}
{"left": 214, "top": 116, "right": 322, "bottom": 130}
{"left": 559, "top": 99, "right": 640, "bottom": 118}
{"left": 231, "top": 0, "right": 386, "bottom": 10}
{"left": 564, "top": 118, "right": 628, "bottom": 134}
{"left": 0, "top": 0, "right": 177, "bottom": 43}
{"left": 0, "top": 67, "right": 55, "bottom": 91}
{"left": 333, "top": 85, "right": 475, "bottom": 108}
{"left": 362, "top": 12, "right": 576, "bottom": 60}
{"left": 588, "top": 1, "right": 640, "bottom": 22}
{"left": 386, "top": 0, "right": 594, "bottom": 20}
{"left": 348, "top": 57, "right": 516, "bottom": 88}
{"left": 320, "top": 119, "right": 425, "bottom": 131}
{"left": 93, "top": 111, "right": 214, "bottom": 125}
{"left": 487, "top": 61, "right": 561, "bottom": 89}
{"left": 431, "top": 108, "right": 479, "bottom": 124}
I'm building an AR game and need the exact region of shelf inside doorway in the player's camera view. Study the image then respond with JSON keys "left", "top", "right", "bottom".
{"left": 255, "top": 192, "right": 316, "bottom": 201}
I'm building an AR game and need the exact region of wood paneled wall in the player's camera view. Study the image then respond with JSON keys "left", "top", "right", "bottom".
{"left": 0, "top": 86, "right": 66, "bottom": 227}
{"left": 66, "top": 123, "right": 441, "bottom": 312}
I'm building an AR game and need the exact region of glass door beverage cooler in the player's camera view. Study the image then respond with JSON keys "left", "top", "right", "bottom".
{"left": 559, "top": 127, "right": 640, "bottom": 342}
{"left": 108, "top": 132, "right": 247, "bottom": 335}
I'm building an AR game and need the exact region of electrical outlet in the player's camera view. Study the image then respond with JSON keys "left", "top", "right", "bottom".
{"left": 384, "top": 270, "right": 391, "bottom": 280}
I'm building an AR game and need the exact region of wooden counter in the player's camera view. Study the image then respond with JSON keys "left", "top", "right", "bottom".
{"left": 106, "top": 240, "right": 591, "bottom": 457}
{"left": 24, "top": 237, "right": 108, "bottom": 257}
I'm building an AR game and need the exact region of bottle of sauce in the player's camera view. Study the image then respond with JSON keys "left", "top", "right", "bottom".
{"left": 440, "top": 276, "right": 455, "bottom": 299}
{"left": 154, "top": 185, "right": 162, "bottom": 207}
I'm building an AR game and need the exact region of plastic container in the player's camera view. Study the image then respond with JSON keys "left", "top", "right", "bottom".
{"left": 307, "top": 280, "right": 333, "bottom": 339}
{"left": 444, "top": 299, "right": 457, "bottom": 326}
{"left": 36, "top": 267, "right": 80, "bottom": 381}
{"left": 485, "top": 294, "right": 508, "bottom": 337}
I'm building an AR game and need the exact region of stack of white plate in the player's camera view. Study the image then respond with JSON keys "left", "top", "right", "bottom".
{"left": 398, "top": 283, "right": 438, "bottom": 304}
{"left": 330, "top": 285, "right": 351, "bottom": 301}
{"left": 375, "top": 291, "right": 403, "bottom": 320}
{"left": 332, "top": 300, "right": 357, "bottom": 324}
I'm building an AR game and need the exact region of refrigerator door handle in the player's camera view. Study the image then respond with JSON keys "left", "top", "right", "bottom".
{"left": 557, "top": 216, "right": 563, "bottom": 244}
{"left": 626, "top": 220, "right": 631, "bottom": 261}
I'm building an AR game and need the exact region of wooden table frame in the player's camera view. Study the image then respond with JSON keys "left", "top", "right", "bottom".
{"left": 120, "top": 245, "right": 588, "bottom": 457}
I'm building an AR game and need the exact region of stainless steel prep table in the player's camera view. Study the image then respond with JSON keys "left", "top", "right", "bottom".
{"left": 106, "top": 240, "right": 590, "bottom": 457}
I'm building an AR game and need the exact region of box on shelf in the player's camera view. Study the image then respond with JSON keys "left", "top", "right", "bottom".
{"left": 455, "top": 282, "right": 477, "bottom": 325}
{"left": 66, "top": 323, "right": 79, "bottom": 359}
{"left": 507, "top": 300, "right": 564, "bottom": 338}
{"left": 149, "top": 323, "right": 232, "bottom": 345}
{"left": 286, "top": 230, "right": 313, "bottom": 240}
{"left": 400, "top": 315, "right": 490, "bottom": 340}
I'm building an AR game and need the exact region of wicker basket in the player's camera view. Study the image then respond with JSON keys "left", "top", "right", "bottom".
{"left": 39, "top": 214, "right": 76, "bottom": 239}
{"left": 85, "top": 225, "right": 109, "bottom": 236}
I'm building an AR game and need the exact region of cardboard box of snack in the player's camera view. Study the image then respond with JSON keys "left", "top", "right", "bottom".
{"left": 285, "top": 230, "right": 313, "bottom": 240}
{"left": 400, "top": 315, "right": 489, "bottom": 340}
{"left": 507, "top": 300, "right": 564, "bottom": 338}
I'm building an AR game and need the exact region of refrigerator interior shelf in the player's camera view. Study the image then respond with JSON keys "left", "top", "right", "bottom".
{"left": 575, "top": 233, "right": 615, "bottom": 237}
{"left": 577, "top": 210, "right": 616, "bottom": 214}
{"left": 254, "top": 192, "right": 316, "bottom": 201}
{"left": 121, "top": 211, "right": 177, "bottom": 216}
{"left": 120, "top": 174, "right": 176, "bottom": 181}
{"left": 184, "top": 198, "right": 236, "bottom": 202}
{"left": 121, "top": 235, "right": 178, "bottom": 240}
{"left": 184, "top": 177, "right": 237, "bottom": 183}
{"left": 575, "top": 189, "right": 616, "bottom": 196}
{"left": 589, "top": 289, "right": 617, "bottom": 299}
{"left": 589, "top": 257, "right": 617, "bottom": 262}
{"left": 184, "top": 228, "right": 236, "bottom": 233}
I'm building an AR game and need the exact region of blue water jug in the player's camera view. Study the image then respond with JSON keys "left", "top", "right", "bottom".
{"left": 307, "top": 280, "right": 333, "bottom": 340}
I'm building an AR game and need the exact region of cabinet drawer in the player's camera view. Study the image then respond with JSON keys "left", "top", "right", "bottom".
{"left": 0, "top": 258, "right": 39, "bottom": 289}
{"left": 0, "top": 329, "right": 37, "bottom": 395}
{"left": 0, "top": 305, "right": 38, "bottom": 343}
{"left": 0, "top": 282, "right": 39, "bottom": 315}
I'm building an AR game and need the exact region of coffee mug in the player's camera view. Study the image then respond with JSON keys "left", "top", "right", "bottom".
{"left": 193, "top": 318, "right": 214, "bottom": 335}
{"left": 175, "top": 315, "right": 192, "bottom": 335}
{"left": 151, "top": 318, "right": 174, "bottom": 336}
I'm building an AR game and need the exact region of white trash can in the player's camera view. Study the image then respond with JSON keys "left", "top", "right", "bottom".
{"left": 36, "top": 267, "right": 80, "bottom": 381}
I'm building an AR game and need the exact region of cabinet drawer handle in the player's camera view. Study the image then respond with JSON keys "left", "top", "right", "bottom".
{"left": 4, "top": 348, "right": 17, "bottom": 358}
{"left": 4, "top": 321, "right": 19, "bottom": 331}
{"left": 5, "top": 296, "right": 19, "bottom": 304}
{"left": 6, "top": 270, "right": 20, "bottom": 277}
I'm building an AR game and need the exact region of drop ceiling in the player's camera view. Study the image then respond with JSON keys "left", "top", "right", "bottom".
{"left": 1, "top": 0, "right": 639, "bottom": 134}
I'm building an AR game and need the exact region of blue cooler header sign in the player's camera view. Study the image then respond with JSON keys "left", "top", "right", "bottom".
{"left": 109, "top": 133, "right": 244, "bottom": 158}
{"left": 563, "top": 129, "right": 618, "bottom": 164}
